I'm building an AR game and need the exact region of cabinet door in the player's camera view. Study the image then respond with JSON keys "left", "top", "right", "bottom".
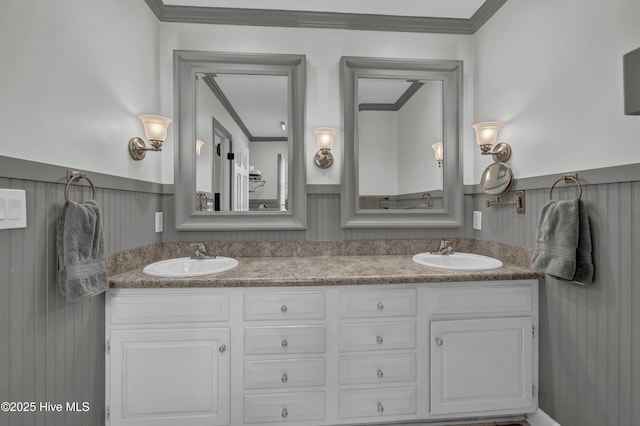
{"left": 109, "top": 328, "right": 230, "bottom": 426}
{"left": 430, "top": 317, "right": 533, "bottom": 416}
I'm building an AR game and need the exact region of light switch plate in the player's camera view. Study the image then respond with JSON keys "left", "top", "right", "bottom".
{"left": 155, "top": 212, "right": 163, "bottom": 233}
{"left": 473, "top": 211, "right": 482, "bottom": 231}
{"left": 0, "top": 189, "right": 27, "bottom": 230}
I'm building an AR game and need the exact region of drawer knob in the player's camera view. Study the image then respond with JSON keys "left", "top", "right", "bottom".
{"left": 377, "top": 302, "right": 384, "bottom": 311}
{"left": 281, "top": 304, "right": 288, "bottom": 313}
{"left": 376, "top": 335, "right": 383, "bottom": 345}
{"left": 218, "top": 344, "right": 226, "bottom": 354}
{"left": 377, "top": 368, "right": 384, "bottom": 379}
{"left": 377, "top": 402, "right": 384, "bottom": 414}
{"left": 282, "top": 408, "right": 288, "bottom": 418}
{"left": 281, "top": 339, "right": 288, "bottom": 349}
{"left": 435, "top": 337, "right": 444, "bottom": 346}
{"left": 281, "top": 373, "right": 288, "bottom": 383}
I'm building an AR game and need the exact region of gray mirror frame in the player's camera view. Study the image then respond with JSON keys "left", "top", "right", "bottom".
{"left": 340, "top": 56, "right": 464, "bottom": 228}
{"left": 174, "top": 50, "right": 307, "bottom": 230}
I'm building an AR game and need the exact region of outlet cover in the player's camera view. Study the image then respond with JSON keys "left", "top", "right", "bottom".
{"left": 0, "top": 189, "right": 27, "bottom": 230}
{"left": 155, "top": 212, "right": 163, "bottom": 233}
{"left": 473, "top": 211, "right": 482, "bottom": 231}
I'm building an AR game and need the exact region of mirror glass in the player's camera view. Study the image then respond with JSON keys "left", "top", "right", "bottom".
{"left": 341, "top": 57, "right": 463, "bottom": 228}
{"left": 194, "top": 73, "right": 289, "bottom": 212}
{"left": 357, "top": 78, "right": 443, "bottom": 210}
{"left": 174, "top": 51, "right": 306, "bottom": 231}
{"left": 480, "top": 162, "right": 514, "bottom": 196}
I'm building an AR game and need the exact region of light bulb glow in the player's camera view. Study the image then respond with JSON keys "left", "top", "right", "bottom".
{"left": 139, "top": 114, "right": 172, "bottom": 142}
{"left": 431, "top": 142, "right": 443, "bottom": 162}
{"left": 196, "top": 139, "right": 205, "bottom": 156}
{"left": 314, "top": 127, "right": 337, "bottom": 150}
{"left": 472, "top": 121, "right": 502, "bottom": 147}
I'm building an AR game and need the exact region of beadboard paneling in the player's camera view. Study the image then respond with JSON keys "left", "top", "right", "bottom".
{"left": 471, "top": 180, "right": 640, "bottom": 426}
{"left": 0, "top": 177, "right": 162, "bottom": 426}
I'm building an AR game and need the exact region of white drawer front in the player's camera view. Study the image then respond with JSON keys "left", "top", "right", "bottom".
{"left": 338, "top": 289, "right": 417, "bottom": 318}
{"left": 338, "top": 354, "right": 416, "bottom": 385}
{"left": 429, "top": 284, "right": 534, "bottom": 316}
{"left": 243, "top": 391, "right": 325, "bottom": 423}
{"left": 244, "top": 292, "right": 325, "bottom": 321}
{"left": 338, "top": 322, "right": 416, "bottom": 352}
{"left": 244, "top": 358, "right": 326, "bottom": 389}
{"left": 110, "top": 292, "right": 230, "bottom": 324}
{"left": 338, "top": 387, "right": 417, "bottom": 419}
{"left": 244, "top": 326, "right": 326, "bottom": 355}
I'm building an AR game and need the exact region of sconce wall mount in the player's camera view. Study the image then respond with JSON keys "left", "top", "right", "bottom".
{"left": 129, "top": 114, "right": 172, "bottom": 161}
{"left": 472, "top": 121, "right": 511, "bottom": 163}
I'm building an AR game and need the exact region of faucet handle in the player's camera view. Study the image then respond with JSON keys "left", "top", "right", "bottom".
{"left": 190, "top": 243, "right": 206, "bottom": 253}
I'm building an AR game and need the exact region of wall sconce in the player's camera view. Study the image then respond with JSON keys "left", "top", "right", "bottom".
{"left": 313, "top": 127, "right": 337, "bottom": 169}
{"left": 195, "top": 139, "right": 205, "bottom": 156}
{"left": 280, "top": 121, "right": 287, "bottom": 132}
{"left": 471, "top": 121, "right": 511, "bottom": 163}
{"left": 128, "top": 114, "right": 172, "bottom": 161}
{"left": 431, "top": 142, "right": 443, "bottom": 167}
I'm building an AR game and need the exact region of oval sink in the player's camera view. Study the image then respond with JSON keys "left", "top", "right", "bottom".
{"left": 143, "top": 257, "right": 238, "bottom": 278}
{"left": 412, "top": 252, "right": 503, "bottom": 271}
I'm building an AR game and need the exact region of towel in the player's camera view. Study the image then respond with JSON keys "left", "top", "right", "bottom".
{"left": 531, "top": 198, "right": 594, "bottom": 284}
{"left": 56, "top": 200, "right": 108, "bottom": 302}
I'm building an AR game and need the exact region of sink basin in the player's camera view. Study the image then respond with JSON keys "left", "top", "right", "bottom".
{"left": 412, "top": 252, "right": 503, "bottom": 271}
{"left": 142, "top": 256, "right": 238, "bottom": 278}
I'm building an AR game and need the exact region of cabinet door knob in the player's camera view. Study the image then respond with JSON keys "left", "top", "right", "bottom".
{"left": 376, "top": 335, "right": 383, "bottom": 345}
{"left": 377, "top": 368, "right": 384, "bottom": 379}
{"left": 218, "top": 344, "right": 226, "bottom": 353}
{"left": 281, "top": 408, "right": 288, "bottom": 418}
{"left": 281, "top": 304, "right": 288, "bottom": 313}
{"left": 281, "top": 339, "right": 288, "bottom": 349}
{"left": 435, "top": 337, "right": 444, "bottom": 346}
{"left": 377, "top": 302, "right": 384, "bottom": 311}
{"left": 377, "top": 402, "right": 384, "bottom": 414}
{"left": 281, "top": 373, "right": 288, "bottom": 383}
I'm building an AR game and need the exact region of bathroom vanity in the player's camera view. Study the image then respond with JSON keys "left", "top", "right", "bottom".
{"left": 105, "top": 244, "right": 541, "bottom": 426}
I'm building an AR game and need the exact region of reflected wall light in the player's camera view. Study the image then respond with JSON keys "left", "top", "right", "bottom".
{"left": 128, "top": 114, "right": 172, "bottom": 161}
{"left": 471, "top": 121, "right": 511, "bottom": 163}
{"left": 196, "top": 139, "right": 205, "bottom": 156}
{"left": 431, "top": 141, "right": 443, "bottom": 167}
{"left": 313, "top": 127, "right": 337, "bottom": 169}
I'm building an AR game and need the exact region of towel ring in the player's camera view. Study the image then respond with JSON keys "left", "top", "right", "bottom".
{"left": 65, "top": 172, "right": 96, "bottom": 202}
{"left": 549, "top": 173, "right": 582, "bottom": 200}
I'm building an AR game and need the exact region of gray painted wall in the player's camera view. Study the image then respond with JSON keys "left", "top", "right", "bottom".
{"left": 0, "top": 176, "right": 162, "bottom": 426}
{"left": 471, "top": 180, "right": 640, "bottom": 426}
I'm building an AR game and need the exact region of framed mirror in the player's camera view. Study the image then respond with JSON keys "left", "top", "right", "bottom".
{"left": 174, "top": 51, "right": 306, "bottom": 230}
{"left": 340, "top": 56, "right": 463, "bottom": 228}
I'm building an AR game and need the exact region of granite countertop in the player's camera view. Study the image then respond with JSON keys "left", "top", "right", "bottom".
{"left": 108, "top": 239, "right": 543, "bottom": 288}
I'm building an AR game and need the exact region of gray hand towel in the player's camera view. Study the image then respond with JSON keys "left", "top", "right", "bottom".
{"left": 531, "top": 198, "right": 594, "bottom": 284}
{"left": 56, "top": 200, "right": 108, "bottom": 302}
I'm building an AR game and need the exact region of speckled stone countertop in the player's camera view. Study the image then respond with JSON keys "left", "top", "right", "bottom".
{"left": 108, "top": 239, "right": 543, "bottom": 288}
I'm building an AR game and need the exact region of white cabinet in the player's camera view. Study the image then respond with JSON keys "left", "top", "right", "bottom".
{"left": 107, "top": 280, "right": 538, "bottom": 426}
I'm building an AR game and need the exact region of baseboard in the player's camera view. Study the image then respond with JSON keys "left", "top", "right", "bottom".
{"left": 526, "top": 409, "right": 561, "bottom": 426}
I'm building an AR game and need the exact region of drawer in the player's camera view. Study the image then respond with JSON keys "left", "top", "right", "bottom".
{"left": 244, "top": 391, "right": 325, "bottom": 423}
{"left": 338, "top": 288, "right": 417, "bottom": 318}
{"left": 338, "top": 354, "right": 416, "bottom": 385}
{"left": 244, "top": 358, "right": 326, "bottom": 389}
{"left": 109, "top": 291, "right": 229, "bottom": 324}
{"left": 338, "top": 322, "right": 416, "bottom": 352}
{"left": 244, "top": 326, "right": 326, "bottom": 355}
{"left": 244, "top": 291, "right": 325, "bottom": 321}
{"left": 428, "top": 284, "right": 534, "bottom": 316}
{"left": 338, "top": 387, "right": 417, "bottom": 419}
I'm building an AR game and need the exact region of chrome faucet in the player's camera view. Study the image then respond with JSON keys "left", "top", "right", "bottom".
{"left": 433, "top": 240, "right": 454, "bottom": 255}
{"left": 190, "top": 243, "right": 215, "bottom": 260}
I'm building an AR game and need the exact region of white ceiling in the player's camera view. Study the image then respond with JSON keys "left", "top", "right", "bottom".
{"left": 163, "top": 0, "right": 487, "bottom": 19}
{"left": 358, "top": 79, "right": 413, "bottom": 104}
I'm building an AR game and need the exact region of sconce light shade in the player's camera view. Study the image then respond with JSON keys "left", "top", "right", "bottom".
{"left": 431, "top": 142, "right": 443, "bottom": 167}
{"left": 195, "top": 139, "right": 205, "bottom": 156}
{"left": 129, "top": 114, "right": 172, "bottom": 161}
{"left": 314, "top": 127, "right": 337, "bottom": 168}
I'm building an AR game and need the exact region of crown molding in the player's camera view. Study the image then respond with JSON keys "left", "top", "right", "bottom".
{"left": 144, "top": 0, "right": 507, "bottom": 34}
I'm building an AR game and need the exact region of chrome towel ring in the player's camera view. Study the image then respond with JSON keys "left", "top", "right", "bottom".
{"left": 549, "top": 173, "right": 582, "bottom": 200}
{"left": 65, "top": 171, "right": 96, "bottom": 202}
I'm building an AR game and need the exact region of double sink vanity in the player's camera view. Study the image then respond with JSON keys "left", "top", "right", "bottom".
{"left": 105, "top": 239, "right": 542, "bottom": 426}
